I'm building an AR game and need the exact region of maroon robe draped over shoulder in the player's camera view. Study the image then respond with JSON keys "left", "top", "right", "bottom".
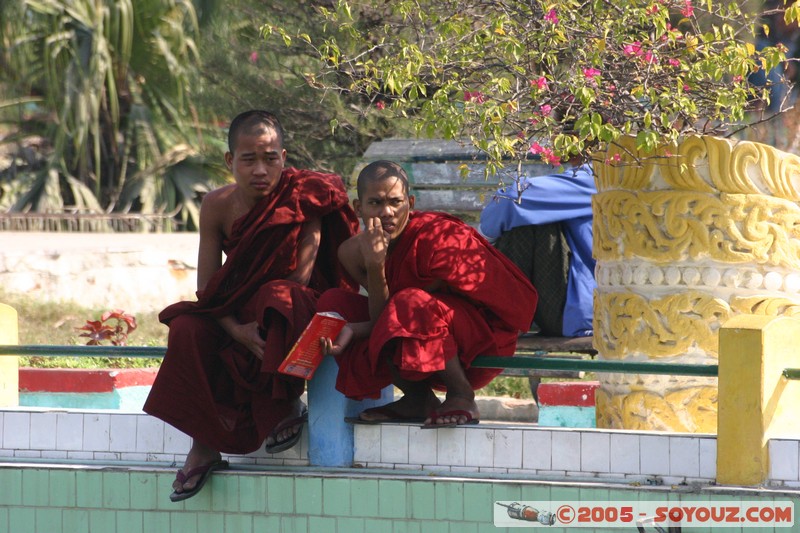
{"left": 318, "top": 211, "right": 538, "bottom": 400}
{"left": 144, "top": 168, "right": 358, "bottom": 454}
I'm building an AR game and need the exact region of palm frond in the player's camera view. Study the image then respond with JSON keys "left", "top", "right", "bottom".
{"left": 0, "top": 0, "right": 218, "bottom": 224}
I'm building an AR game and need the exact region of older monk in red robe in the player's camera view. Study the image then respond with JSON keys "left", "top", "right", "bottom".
{"left": 320, "top": 160, "right": 537, "bottom": 427}
{"left": 144, "top": 110, "right": 358, "bottom": 502}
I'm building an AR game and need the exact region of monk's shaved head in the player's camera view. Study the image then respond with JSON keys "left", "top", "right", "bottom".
{"left": 356, "top": 160, "right": 410, "bottom": 199}
{"left": 227, "top": 110, "right": 285, "bottom": 153}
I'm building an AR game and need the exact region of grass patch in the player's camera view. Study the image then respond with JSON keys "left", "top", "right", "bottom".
{"left": 477, "top": 376, "right": 534, "bottom": 400}
{"left": 1, "top": 289, "right": 166, "bottom": 368}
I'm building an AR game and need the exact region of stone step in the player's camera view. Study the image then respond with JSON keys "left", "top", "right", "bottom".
{"left": 0, "top": 407, "right": 718, "bottom": 486}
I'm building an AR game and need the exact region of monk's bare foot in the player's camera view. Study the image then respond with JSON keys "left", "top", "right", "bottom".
{"left": 359, "top": 391, "right": 441, "bottom": 422}
{"left": 423, "top": 394, "right": 479, "bottom": 427}
{"left": 173, "top": 441, "right": 222, "bottom": 494}
{"left": 264, "top": 399, "right": 308, "bottom": 453}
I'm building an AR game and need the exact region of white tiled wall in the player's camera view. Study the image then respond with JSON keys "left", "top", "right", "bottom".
{"left": 609, "top": 433, "right": 639, "bottom": 474}
{"left": 769, "top": 439, "right": 800, "bottom": 488}
{"left": 3, "top": 408, "right": 799, "bottom": 488}
{"left": 466, "top": 428, "right": 495, "bottom": 468}
{"left": 494, "top": 429, "right": 523, "bottom": 469}
{"left": 354, "top": 422, "right": 721, "bottom": 485}
{"left": 551, "top": 430, "right": 581, "bottom": 472}
{"left": 0, "top": 407, "right": 308, "bottom": 467}
{"left": 669, "top": 436, "right": 700, "bottom": 477}
{"left": 522, "top": 429, "right": 552, "bottom": 470}
{"left": 580, "top": 432, "right": 610, "bottom": 473}
{"left": 640, "top": 434, "right": 671, "bottom": 476}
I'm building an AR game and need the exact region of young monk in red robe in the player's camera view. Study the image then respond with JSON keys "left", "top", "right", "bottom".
{"left": 144, "top": 110, "right": 358, "bottom": 501}
{"left": 320, "top": 160, "right": 537, "bottom": 427}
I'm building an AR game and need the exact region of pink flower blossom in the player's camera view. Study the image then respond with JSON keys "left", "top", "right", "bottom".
{"left": 529, "top": 143, "right": 561, "bottom": 166}
{"left": 604, "top": 153, "right": 622, "bottom": 165}
{"left": 583, "top": 67, "right": 601, "bottom": 80}
{"left": 623, "top": 42, "right": 643, "bottom": 57}
{"left": 539, "top": 104, "right": 552, "bottom": 116}
{"left": 249, "top": 51, "right": 258, "bottom": 64}
{"left": 681, "top": 0, "right": 694, "bottom": 17}
{"left": 544, "top": 9, "right": 558, "bottom": 24}
{"left": 668, "top": 58, "right": 680, "bottom": 67}
{"left": 683, "top": 84, "right": 691, "bottom": 92}
{"left": 644, "top": 51, "right": 657, "bottom": 64}
{"left": 544, "top": 152, "right": 561, "bottom": 166}
{"left": 375, "top": 101, "right": 386, "bottom": 110}
{"left": 530, "top": 76, "right": 549, "bottom": 90}
{"left": 464, "top": 91, "right": 485, "bottom": 103}
{"left": 647, "top": 4, "right": 659, "bottom": 15}
{"left": 665, "top": 149, "right": 673, "bottom": 157}
{"left": 733, "top": 74, "right": 743, "bottom": 83}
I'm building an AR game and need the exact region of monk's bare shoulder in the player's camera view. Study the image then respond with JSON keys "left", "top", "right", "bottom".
{"left": 338, "top": 235, "right": 364, "bottom": 268}
{"left": 338, "top": 235, "right": 367, "bottom": 287}
{"left": 201, "top": 184, "right": 237, "bottom": 210}
{"left": 200, "top": 184, "right": 246, "bottom": 238}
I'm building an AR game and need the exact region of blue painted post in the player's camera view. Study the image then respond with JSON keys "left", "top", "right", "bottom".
{"left": 307, "top": 355, "right": 393, "bottom": 467}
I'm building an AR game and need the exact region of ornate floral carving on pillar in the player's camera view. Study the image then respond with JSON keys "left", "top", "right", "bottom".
{"left": 593, "top": 135, "right": 800, "bottom": 432}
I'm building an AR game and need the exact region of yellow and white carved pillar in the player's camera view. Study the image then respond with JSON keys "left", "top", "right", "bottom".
{"left": 593, "top": 135, "right": 800, "bottom": 432}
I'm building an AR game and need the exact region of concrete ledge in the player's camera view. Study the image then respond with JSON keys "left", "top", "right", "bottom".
{"left": 0, "top": 232, "right": 198, "bottom": 313}
{"left": 473, "top": 396, "right": 537, "bottom": 423}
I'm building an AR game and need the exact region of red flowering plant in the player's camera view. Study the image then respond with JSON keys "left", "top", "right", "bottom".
{"left": 267, "top": 0, "right": 797, "bottom": 180}
{"left": 77, "top": 309, "right": 138, "bottom": 346}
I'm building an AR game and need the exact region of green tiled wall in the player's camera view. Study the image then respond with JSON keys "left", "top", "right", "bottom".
{"left": 0, "top": 466, "right": 795, "bottom": 533}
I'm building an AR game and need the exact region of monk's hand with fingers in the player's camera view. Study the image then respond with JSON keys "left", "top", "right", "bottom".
{"left": 228, "top": 321, "right": 266, "bottom": 360}
{"left": 320, "top": 324, "right": 354, "bottom": 356}
{"left": 359, "top": 216, "right": 389, "bottom": 268}
{"left": 357, "top": 216, "right": 391, "bottom": 323}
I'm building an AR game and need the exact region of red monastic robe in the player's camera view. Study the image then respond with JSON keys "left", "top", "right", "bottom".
{"left": 318, "top": 211, "right": 538, "bottom": 400}
{"left": 144, "top": 168, "right": 358, "bottom": 454}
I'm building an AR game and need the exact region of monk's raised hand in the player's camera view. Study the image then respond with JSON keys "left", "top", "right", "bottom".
{"left": 360, "top": 216, "right": 388, "bottom": 267}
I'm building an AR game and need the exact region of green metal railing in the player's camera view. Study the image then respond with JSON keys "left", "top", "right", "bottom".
{"left": 0, "top": 345, "right": 165, "bottom": 358}
{"left": 472, "top": 355, "right": 720, "bottom": 376}
{"left": 0, "top": 344, "right": 717, "bottom": 376}
{"left": 783, "top": 368, "right": 800, "bottom": 380}
{"left": 1, "top": 344, "right": 798, "bottom": 379}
